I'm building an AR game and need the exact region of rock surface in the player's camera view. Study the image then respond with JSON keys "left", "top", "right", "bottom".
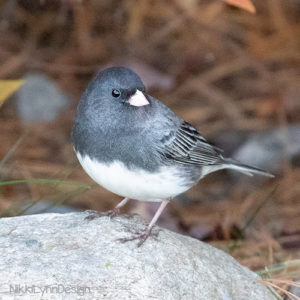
{"left": 0, "top": 212, "right": 276, "bottom": 300}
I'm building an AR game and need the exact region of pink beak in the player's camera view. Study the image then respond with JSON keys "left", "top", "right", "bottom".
{"left": 128, "top": 90, "right": 149, "bottom": 107}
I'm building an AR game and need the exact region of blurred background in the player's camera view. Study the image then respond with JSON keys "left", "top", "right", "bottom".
{"left": 0, "top": 0, "right": 299, "bottom": 293}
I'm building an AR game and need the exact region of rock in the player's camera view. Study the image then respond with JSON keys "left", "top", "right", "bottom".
{"left": 211, "top": 128, "right": 250, "bottom": 156}
{"left": 101, "top": 58, "right": 174, "bottom": 90}
{"left": 290, "top": 281, "right": 300, "bottom": 298}
{"left": 0, "top": 212, "right": 276, "bottom": 300}
{"left": 233, "top": 125, "right": 300, "bottom": 173}
{"left": 15, "top": 73, "right": 69, "bottom": 122}
{"left": 22, "top": 200, "right": 82, "bottom": 215}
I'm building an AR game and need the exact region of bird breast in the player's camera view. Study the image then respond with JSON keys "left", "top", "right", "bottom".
{"left": 76, "top": 152, "right": 194, "bottom": 201}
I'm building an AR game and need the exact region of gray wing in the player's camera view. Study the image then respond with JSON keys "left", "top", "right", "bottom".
{"left": 162, "top": 121, "right": 223, "bottom": 166}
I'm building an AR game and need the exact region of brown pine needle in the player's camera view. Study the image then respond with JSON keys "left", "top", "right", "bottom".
{"left": 262, "top": 279, "right": 300, "bottom": 288}
{"left": 259, "top": 280, "right": 300, "bottom": 300}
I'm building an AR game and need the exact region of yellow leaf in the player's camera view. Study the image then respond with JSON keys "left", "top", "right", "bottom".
{"left": 222, "top": 0, "right": 256, "bottom": 13}
{"left": 0, "top": 80, "right": 24, "bottom": 107}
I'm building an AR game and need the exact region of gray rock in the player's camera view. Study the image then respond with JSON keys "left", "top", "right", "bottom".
{"left": 290, "top": 281, "right": 300, "bottom": 298}
{"left": 16, "top": 74, "right": 69, "bottom": 122}
{"left": 234, "top": 125, "right": 300, "bottom": 173}
{"left": 102, "top": 58, "right": 174, "bottom": 90}
{"left": 0, "top": 212, "right": 276, "bottom": 300}
{"left": 22, "top": 200, "right": 82, "bottom": 215}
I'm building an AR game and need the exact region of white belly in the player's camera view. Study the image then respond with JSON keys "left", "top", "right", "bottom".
{"left": 76, "top": 153, "right": 190, "bottom": 201}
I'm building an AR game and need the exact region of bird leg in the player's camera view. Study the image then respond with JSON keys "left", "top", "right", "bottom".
{"left": 85, "top": 197, "right": 129, "bottom": 220}
{"left": 118, "top": 200, "right": 170, "bottom": 247}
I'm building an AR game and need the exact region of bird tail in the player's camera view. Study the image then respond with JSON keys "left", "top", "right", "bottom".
{"left": 222, "top": 158, "right": 274, "bottom": 178}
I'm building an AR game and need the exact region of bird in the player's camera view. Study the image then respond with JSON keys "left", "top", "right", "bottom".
{"left": 72, "top": 66, "right": 273, "bottom": 246}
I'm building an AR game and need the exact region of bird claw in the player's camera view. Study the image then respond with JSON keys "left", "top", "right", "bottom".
{"left": 117, "top": 228, "right": 159, "bottom": 247}
{"left": 118, "top": 231, "right": 150, "bottom": 247}
{"left": 85, "top": 208, "right": 120, "bottom": 220}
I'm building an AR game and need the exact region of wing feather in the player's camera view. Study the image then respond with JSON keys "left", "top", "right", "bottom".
{"left": 162, "top": 121, "right": 223, "bottom": 166}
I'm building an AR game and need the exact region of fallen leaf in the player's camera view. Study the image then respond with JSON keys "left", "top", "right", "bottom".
{"left": 0, "top": 80, "right": 24, "bottom": 107}
{"left": 222, "top": 0, "right": 256, "bottom": 13}
{"left": 256, "top": 96, "right": 281, "bottom": 118}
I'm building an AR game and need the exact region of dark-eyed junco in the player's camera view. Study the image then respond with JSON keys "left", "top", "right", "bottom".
{"left": 72, "top": 67, "right": 273, "bottom": 246}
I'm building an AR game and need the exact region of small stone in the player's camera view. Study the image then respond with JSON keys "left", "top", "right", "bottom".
{"left": 290, "top": 282, "right": 300, "bottom": 298}
{"left": 233, "top": 125, "right": 300, "bottom": 173}
{"left": 16, "top": 73, "right": 69, "bottom": 122}
{"left": 101, "top": 58, "right": 174, "bottom": 90}
{"left": 22, "top": 200, "right": 82, "bottom": 215}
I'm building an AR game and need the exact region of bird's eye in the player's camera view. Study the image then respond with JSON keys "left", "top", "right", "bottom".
{"left": 112, "top": 89, "right": 121, "bottom": 98}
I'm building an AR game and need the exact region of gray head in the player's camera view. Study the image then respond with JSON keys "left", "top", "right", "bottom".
{"left": 83, "top": 66, "right": 149, "bottom": 110}
{"left": 74, "top": 67, "right": 153, "bottom": 135}
{"left": 73, "top": 67, "right": 153, "bottom": 158}
{"left": 72, "top": 66, "right": 180, "bottom": 170}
